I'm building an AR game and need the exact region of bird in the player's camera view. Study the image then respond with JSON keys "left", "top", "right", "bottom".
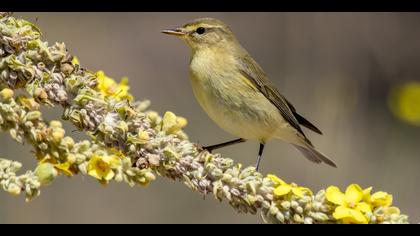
{"left": 162, "top": 17, "right": 337, "bottom": 170}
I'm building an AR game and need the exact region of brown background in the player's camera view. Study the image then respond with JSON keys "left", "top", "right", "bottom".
{"left": 0, "top": 12, "right": 419, "bottom": 223}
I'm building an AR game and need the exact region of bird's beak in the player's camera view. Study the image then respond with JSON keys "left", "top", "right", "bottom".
{"left": 161, "top": 28, "right": 187, "bottom": 37}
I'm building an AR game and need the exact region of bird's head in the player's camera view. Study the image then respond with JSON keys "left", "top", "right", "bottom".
{"left": 162, "top": 18, "right": 238, "bottom": 51}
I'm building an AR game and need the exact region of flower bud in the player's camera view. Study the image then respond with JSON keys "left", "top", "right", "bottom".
{"left": 52, "top": 128, "right": 65, "bottom": 143}
{"left": 26, "top": 111, "right": 42, "bottom": 121}
{"left": 7, "top": 183, "right": 21, "bottom": 196}
{"left": 0, "top": 88, "right": 14, "bottom": 100}
{"left": 49, "top": 120, "right": 62, "bottom": 129}
{"left": 34, "top": 163, "right": 58, "bottom": 186}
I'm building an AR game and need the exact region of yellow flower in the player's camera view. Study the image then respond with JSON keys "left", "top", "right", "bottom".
{"left": 138, "top": 130, "right": 150, "bottom": 144}
{"left": 17, "top": 96, "right": 40, "bottom": 110}
{"left": 0, "top": 88, "right": 14, "bottom": 100}
{"left": 363, "top": 187, "right": 392, "bottom": 207}
{"left": 371, "top": 192, "right": 392, "bottom": 207}
{"left": 267, "top": 174, "right": 312, "bottom": 198}
{"left": 87, "top": 154, "right": 121, "bottom": 181}
{"left": 96, "top": 71, "right": 114, "bottom": 95}
{"left": 72, "top": 56, "right": 80, "bottom": 66}
{"left": 362, "top": 186, "right": 372, "bottom": 202}
{"left": 96, "top": 71, "right": 133, "bottom": 101}
{"left": 161, "top": 111, "right": 188, "bottom": 135}
{"left": 107, "top": 147, "right": 126, "bottom": 159}
{"left": 326, "top": 184, "right": 373, "bottom": 224}
{"left": 389, "top": 81, "right": 420, "bottom": 126}
{"left": 176, "top": 116, "right": 188, "bottom": 128}
{"left": 54, "top": 161, "right": 74, "bottom": 177}
{"left": 116, "top": 77, "right": 132, "bottom": 100}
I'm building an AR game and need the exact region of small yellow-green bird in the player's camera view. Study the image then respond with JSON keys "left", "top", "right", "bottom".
{"left": 162, "top": 18, "right": 337, "bottom": 170}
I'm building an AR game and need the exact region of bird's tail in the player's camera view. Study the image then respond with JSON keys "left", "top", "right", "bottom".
{"left": 293, "top": 144, "right": 337, "bottom": 168}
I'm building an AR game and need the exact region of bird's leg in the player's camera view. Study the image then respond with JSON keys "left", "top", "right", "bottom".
{"left": 255, "top": 143, "right": 265, "bottom": 171}
{"left": 202, "top": 138, "right": 246, "bottom": 153}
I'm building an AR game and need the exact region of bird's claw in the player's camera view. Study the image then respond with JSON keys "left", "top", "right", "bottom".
{"left": 193, "top": 142, "right": 213, "bottom": 153}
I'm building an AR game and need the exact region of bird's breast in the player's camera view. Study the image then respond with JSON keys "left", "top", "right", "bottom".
{"left": 188, "top": 52, "right": 284, "bottom": 142}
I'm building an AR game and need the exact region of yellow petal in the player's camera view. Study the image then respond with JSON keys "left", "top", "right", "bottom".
{"left": 161, "top": 111, "right": 179, "bottom": 134}
{"left": 273, "top": 185, "right": 292, "bottom": 197}
{"left": 291, "top": 187, "right": 304, "bottom": 198}
{"left": 342, "top": 218, "right": 354, "bottom": 224}
{"left": 96, "top": 71, "right": 106, "bottom": 82}
{"left": 267, "top": 174, "right": 287, "bottom": 186}
{"left": 333, "top": 206, "right": 353, "bottom": 219}
{"left": 176, "top": 116, "right": 188, "bottom": 128}
{"left": 96, "top": 71, "right": 119, "bottom": 96}
{"left": 54, "top": 162, "right": 74, "bottom": 176}
{"left": 72, "top": 56, "right": 80, "bottom": 65}
{"left": 371, "top": 191, "right": 393, "bottom": 207}
{"left": 299, "top": 186, "right": 313, "bottom": 196}
{"left": 115, "top": 77, "right": 131, "bottom": 100}
{"left": 349, "top": 209, "right": 368, "bottom": 224}
{"left": 119, "top": 77, "right": 129, "bottom": 87}
{"left": 333, "top": 206, "right": 368, "bottom": 224}
{"left": 345, "top": 184, "right": 363, "bottom": 205}
{"left": 106, "top": 156, "right": 121, "bottom": 169}
{"left": 87, "top": 155, "right": 100, "bottom": 172}
{"left": 87, "top": 154, "right": 115, "bottom": 181}
{"left": 342, "top": 214, "right": 368, "bottom": 224}
{"left": 326, "top": 186, "right": 345, "bottom": 205}
{"left": 103, "top": 169, "right": 115, "bottom": 181}
{"left": 137, "top": 130, "right": 150, "bottom": 144}
{"left": 363, "top": 186, "right": 373, "bottom": 202}
{"left": 356, "top": 202, "right": 372, "bottom": 213}
{"left": 88, "top": 169, "right": 102, "bottom": 180}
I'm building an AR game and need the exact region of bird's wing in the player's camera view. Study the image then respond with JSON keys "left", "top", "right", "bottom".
{"left": 237, "top": 53, "right": 323, "bottom": 137}
{"left": 237, "top": 53, "right": 306, "bottom": 137}
{"left": 292, "top": 112, "right": 323, "bottom": 135}
{"left": 283, "top": 98, "right": 323, "bottom": 135}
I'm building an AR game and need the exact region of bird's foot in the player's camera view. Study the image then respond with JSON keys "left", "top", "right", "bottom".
{"left": 193, "top": 142, "right": 213, "bottom": 153}
{"left": 195, "top": 138, "right": 247, "bottom": 155}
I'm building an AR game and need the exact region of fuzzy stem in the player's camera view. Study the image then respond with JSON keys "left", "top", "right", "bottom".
{"left": 0, "top": 13, "right": 409, "bottom": 224}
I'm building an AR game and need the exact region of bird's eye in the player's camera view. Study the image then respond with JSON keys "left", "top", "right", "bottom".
{"left": 196, "top": 27, "right": 206, "bottom": 34}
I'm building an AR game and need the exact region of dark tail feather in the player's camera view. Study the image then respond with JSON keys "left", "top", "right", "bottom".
{"left": 293, "top": 145, "right": 337, "bottom": 168}
{"left": 294, "top": 112, "right": 323, "bottom": 135}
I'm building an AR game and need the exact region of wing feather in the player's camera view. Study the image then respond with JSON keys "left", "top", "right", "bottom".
{"left": 237, "top": 54, "right": 306, "bottom": 136}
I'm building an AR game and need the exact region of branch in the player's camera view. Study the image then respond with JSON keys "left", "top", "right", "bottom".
{"left": 0, "top": 13, "right": 409, "bottom": 224}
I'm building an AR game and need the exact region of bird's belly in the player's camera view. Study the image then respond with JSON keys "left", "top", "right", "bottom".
{"left": 190, "top": 76, "right": 285, "bottom": 142}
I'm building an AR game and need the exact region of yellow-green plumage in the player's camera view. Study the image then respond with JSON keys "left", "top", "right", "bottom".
{"left": 163, "top": 17, "right": 337, "bottom": 168}
{"left": 190, "top": 47, "right": 290, "bottom": 143}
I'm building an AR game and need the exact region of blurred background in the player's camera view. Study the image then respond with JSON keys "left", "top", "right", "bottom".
{"left": 1, "top": 12, "right": 420, "bottom": 223}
